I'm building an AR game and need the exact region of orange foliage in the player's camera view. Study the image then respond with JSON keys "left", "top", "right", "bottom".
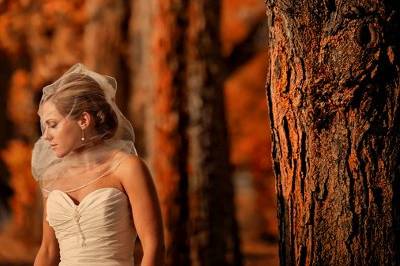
{"left": 0, "top": 140, "right": 38, "bottom": 237}
{"left": 7, "top": 70, "right": 37, "bottom": 137}
{"left": 0, "top": 1, "right": 86, "bottom": 88}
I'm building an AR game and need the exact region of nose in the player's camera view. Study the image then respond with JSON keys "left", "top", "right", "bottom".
{"left": 43, "top": 126, "right": 53, "bottom": 141}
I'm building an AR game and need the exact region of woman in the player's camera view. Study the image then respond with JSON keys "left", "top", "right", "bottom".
{"left": 32, "top": 63, "right": 164, "bottom": 266}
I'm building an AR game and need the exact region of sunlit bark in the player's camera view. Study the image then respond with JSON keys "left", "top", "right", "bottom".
{"left": 266, "top": 0, "right": 400, "bottom": 264}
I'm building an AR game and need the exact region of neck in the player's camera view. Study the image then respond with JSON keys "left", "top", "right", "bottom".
{"left": 68, "top": 138, "right": 107, "bottom": 168}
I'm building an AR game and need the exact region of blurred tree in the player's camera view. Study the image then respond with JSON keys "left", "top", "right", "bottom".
{"left": 130, "top": 0, "right": 243, "bottom": 264}
{"left": 84, "top": 0, "right": 131, "bottom": 114}
{"left": 129, "top": 0, "right": 268, "bottom": 264}
{"left": 128, "top": 0, "right": 153, "bottom": 157}
{"left": 0, "top": 52, "right": 13, "bottom": 225}
{"left": 265, "top": 0, "right": 400, "bottom": 265}
{"left": 146, "top": 0, "right": 190, "bottom": 265}
{"left": 185, "top": 1, "right": 240, "bottom": 265}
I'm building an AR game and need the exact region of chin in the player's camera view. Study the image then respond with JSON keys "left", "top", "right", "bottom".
{"left": 54, "top": 152, "right": 66, "bottom": 158}
{"left": 53, "top": 149, "right": 68, "bottom": 158}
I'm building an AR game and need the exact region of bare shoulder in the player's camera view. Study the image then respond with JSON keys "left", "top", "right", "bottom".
{"left": 113, "top": 152, "right": 153, "bottom": 190}
{"left": 117, "top": 152, "right": 146, "bottom": 172}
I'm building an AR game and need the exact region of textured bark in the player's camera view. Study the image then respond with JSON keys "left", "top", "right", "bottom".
{"left": 186, "top": 1, "right": 241, "bottom": 265}
{"left": 265, "top": 0, "right": 400, "bottom": 265}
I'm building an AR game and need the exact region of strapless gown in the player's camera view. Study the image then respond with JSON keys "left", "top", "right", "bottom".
{"left": 46, "top": 187, "right": 137, "bottom": 266}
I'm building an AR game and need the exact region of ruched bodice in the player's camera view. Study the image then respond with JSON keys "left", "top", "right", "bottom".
{"left": 46, "top": 187, "right": 137, "bottom": 266}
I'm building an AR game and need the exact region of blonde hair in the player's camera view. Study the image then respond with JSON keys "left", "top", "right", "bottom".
{"left": 43, "top": 73, "right": 118, "bottom": 140}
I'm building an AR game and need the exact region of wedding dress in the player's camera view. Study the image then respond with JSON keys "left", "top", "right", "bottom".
{"left": 32, "top": 63, "right": 140, "bottom": 265}
{"left": 46, "top": 187, "right": 137, "bottom": 266}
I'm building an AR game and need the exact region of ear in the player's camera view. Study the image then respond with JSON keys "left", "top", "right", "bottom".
{"left": 77, "top": 112, "right": 91, "bottom": 129}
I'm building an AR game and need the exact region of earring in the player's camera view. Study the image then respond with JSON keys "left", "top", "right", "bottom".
{"left": 81, "top": 128, "right": 85, "bottom": 141}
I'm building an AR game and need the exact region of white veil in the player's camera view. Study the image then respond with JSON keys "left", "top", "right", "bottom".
{"left": 31, "top": 63, "right": 137, "bottom": 197}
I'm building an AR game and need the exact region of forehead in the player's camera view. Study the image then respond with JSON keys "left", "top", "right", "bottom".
{"left": 39, "top": 101, "right": 63, "bottom": 120}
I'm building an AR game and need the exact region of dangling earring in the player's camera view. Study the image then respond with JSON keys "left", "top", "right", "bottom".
{"left": 81, "top": 128, "right": 85, "bottom": 141}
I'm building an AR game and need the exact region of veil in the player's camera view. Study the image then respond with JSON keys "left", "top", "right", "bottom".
{"left": 31, "top": 63, "right": 138, "bottom": 197}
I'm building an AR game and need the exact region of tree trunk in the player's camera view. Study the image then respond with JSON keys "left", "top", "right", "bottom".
{"left": 147, "top": 1, "right": 191, "bottom": 265}
{"left": 186, "top": 1, "right": 241, "bottom": 265}
{"left": 84, "top": 0, "right": 130, "bottom": 114}
{"left": 265, "top": 0, "right": 400, "bottom": 265}
{"left": 128, "top": 0, "right": 154, "bottom": 156}
{"left": 135, "top": 1, "right": 242, "bottom": 264}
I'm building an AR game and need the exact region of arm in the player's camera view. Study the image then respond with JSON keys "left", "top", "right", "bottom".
{"left": 34, "top": 197, "right": 60, "bottom": 266}
{"left": 117, "top": 155, "right": 165, "bottom": 266}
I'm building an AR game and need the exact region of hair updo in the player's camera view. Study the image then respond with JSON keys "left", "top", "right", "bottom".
{"left": 44, "top": 73, "right": 118, "bottom": 140}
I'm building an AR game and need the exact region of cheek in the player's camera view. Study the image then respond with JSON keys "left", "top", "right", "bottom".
{"left": 57, "top": 123, "right": 80, "bottom": 145}
{"left": 66, "top": 126, "right": 81, "bottom": 142}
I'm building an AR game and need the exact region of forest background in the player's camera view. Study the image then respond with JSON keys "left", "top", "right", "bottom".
{"left": 0, "top": 1, "right": 277, "bottom": 265}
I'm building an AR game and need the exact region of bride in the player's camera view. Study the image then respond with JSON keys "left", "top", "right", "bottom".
{"left": 32, "top": 63, "right": 164, "bottom": 266}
